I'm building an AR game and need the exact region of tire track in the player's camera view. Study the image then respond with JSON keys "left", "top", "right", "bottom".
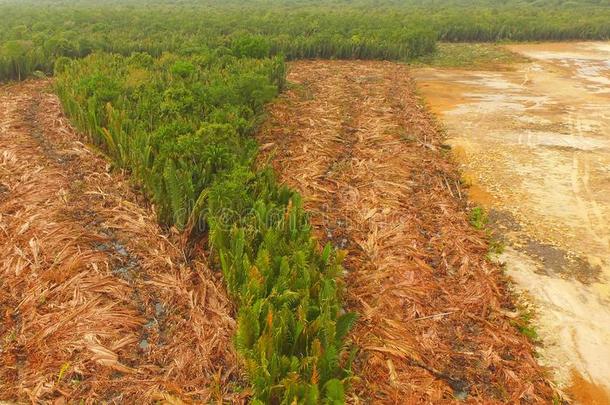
{"left": 568, "top": 111, "right": 609, "bottom": 252}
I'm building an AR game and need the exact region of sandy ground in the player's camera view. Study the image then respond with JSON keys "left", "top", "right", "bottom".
{"left": 258, "top": 60, "right": 554, "bottom": 403}
{"left": 0, "top": 81, "right": 240, "bottom": 402}
{"left": 413, "top": 42, "right": 610, "bottom": 402}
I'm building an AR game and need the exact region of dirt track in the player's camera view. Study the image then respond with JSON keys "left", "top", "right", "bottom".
{"left": 258, "top": 61, "right": 554, "bottom": 403}
{"left": 0, "top": 81, "right": 240, "bottom": 402}
{"left": 413, "top": 42, "right": 610, "bottom": 401}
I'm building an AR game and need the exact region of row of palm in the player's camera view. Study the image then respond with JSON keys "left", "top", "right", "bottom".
{"left": 54, "top": 50, "right": 355, "bottom": 403}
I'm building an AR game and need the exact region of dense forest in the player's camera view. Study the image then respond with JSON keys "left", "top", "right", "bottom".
{"left": 1, "top": 0, "right": 609, "bottom": 402}
{"left": 1, "top": 0, "right": 609, "bottom": 80}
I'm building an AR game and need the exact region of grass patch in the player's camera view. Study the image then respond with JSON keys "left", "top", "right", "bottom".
{"left": 469, "top": 206, "right": 487, "bottom": 230}
{"left": 411, "top": 43, "right": 527, "bottom": 70}
{"left": 468, "top": 205, "right": 505, "bottom": 259}
{"left": 487, "top": 238, "right": 505, "bottom": 257}
{"left": 511, "top": 305, "right": 540, "bottom": 343}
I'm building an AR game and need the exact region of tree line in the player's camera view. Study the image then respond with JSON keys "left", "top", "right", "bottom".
{"left": 2, "top": 0, "right": 609, "bottom": 81}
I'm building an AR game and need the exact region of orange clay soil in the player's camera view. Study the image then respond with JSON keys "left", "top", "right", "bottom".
{"left": 0, "top": 80, "right": 242, "bottom": 403}
{"left": 257, "top": 61, "right": 555, "bottom": 403}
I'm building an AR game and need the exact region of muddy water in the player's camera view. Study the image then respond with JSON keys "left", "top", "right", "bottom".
{"left": 413, "top": 42, "right": 610, "bottom": 401}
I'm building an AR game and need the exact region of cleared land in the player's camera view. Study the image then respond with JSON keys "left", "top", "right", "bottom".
{"left": 413, "top": 42, "right": 610, "bottom": 401}
{"left": 0, "top": 81, "right": 240, "bottom": 402}
{"left": 257, "top": 60, "right": 553, "bottom": 403}
{"left": 5, "top": 47, "right": 606, "bottom": 402}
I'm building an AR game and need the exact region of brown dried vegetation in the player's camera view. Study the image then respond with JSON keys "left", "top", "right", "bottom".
{"left": 257, "top": 61, "right": 555, "bottom": 403}
{"left": 0, "top": 81, "right": 240, "bottom": 403}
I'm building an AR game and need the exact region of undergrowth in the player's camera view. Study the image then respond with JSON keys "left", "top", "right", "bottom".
{"left": 512, "top": 308, "right": 540, "bottom": 343}
{"left": 469, "top": 206, "right": 488, "bottom": 230}
{"left": 411, "top": 43, "right": 528, "bottom": 69}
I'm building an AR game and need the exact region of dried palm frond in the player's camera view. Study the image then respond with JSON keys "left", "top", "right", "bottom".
{"left": 257, "top": 61, "right": 555, "bottom": 403}
{"left": 0, "top": 80, "right": 242, "bottom": 403}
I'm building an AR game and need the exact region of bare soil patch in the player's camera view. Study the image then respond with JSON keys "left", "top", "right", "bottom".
{"left": 258, "top": 60, "right": 554, "bottom": 403}
{"left": 413, "top": 41, "right": 610, "bottom": 400}
{"left": 0, "top": 81, "right": 241, "bottom": 402}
